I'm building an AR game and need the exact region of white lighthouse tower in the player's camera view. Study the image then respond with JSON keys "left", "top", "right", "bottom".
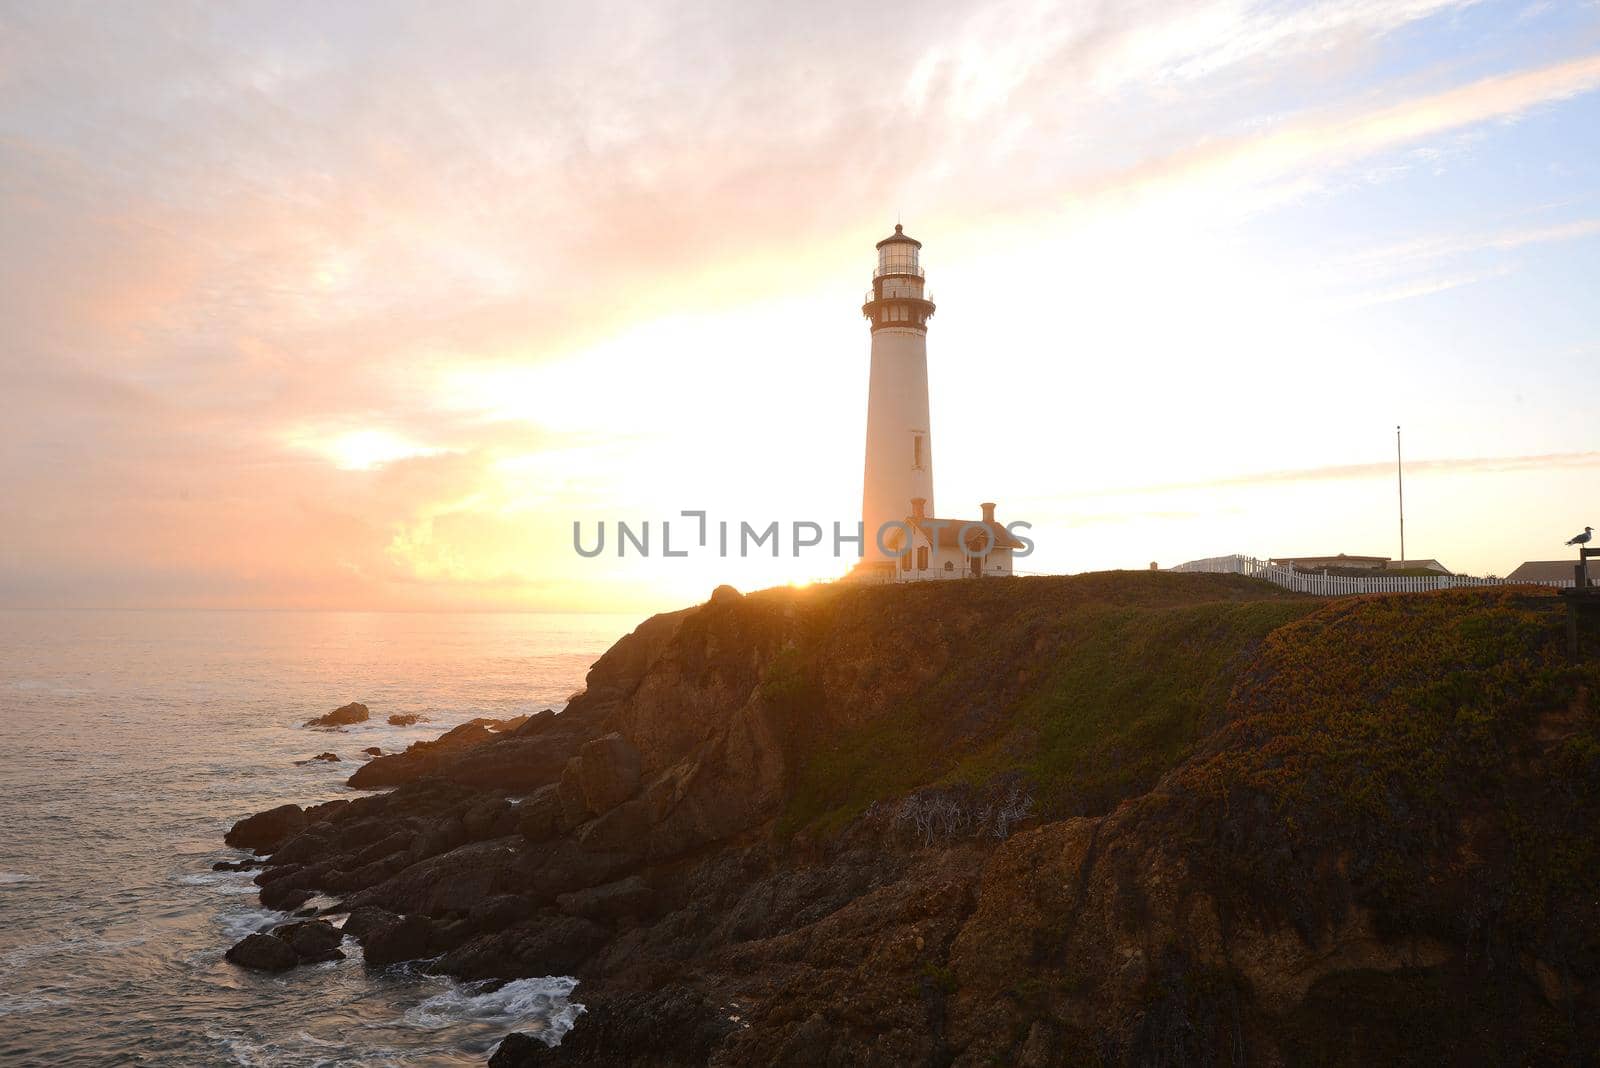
{"left": 859, "top": 224, "right": 937, "bottom": 564}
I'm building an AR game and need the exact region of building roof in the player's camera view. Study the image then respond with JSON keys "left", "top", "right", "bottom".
{"left": 1388, "top": 559, "right": 1453, "bottom": 575}
{"left": 1270, "top": 553, "right": 1390, "bottom": 567}
{"left": 894, "top": 515, "right": 1027, "bottom": 551}
{"left": 1506, "top": 560, "right": 1581, "bottom": 582}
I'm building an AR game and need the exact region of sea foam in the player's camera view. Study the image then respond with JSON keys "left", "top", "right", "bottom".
{"left": 404, "top": 976, "right": 584, "bottom": 1046}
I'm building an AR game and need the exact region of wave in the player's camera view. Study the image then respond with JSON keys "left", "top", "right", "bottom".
{"left": 0, "top": 992, "right": 73, "bottom": 1018}
{"left": 404, "top": 976, "right": 584, "bottom": 1046}
{"left": 1, "top": 935, "right": 147, "bottom": 979}
{"left": 217, "top": 905, "right": 289, "bottom": 943}
{"left": 204, "top": 1026, "right": 457, "bottom": 1068}
{"left": 178, "top": 870, "right": 263, "bottom": 896}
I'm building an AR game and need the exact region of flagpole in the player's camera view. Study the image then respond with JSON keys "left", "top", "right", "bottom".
{"left": 1396, "top": 425, "right": 1405, "bottom": 565}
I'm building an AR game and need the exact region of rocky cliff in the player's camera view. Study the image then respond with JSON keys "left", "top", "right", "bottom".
{"left": 226, "top": 573, "right": 1600, "bottom": 1065}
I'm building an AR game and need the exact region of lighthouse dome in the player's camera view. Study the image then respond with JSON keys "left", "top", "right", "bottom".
{"left": 874, "top": 223, "right": 922, "bottom": 250}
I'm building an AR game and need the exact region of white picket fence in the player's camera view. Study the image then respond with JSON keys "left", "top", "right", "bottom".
{"left": 1171, "top": 554, "right": 1576, "bottom": 597}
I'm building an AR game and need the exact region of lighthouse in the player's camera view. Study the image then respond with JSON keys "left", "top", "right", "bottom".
{"left": 859, "top": 224, "right": 937, "bottom": 562}
{"left": 852, "top": 224, "right": 1028, "bottom": 582}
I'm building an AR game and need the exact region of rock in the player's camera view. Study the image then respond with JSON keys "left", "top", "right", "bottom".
{"left": 388, "top": 712, "right": 424, "bottom": 726}
{"left": 363, "top": 746, "right": 382, "bottom": 757}
{"left": 305, "top": 702, "right": 370, "bottom": 729}
{"left": 556, "top": 875, "right": 655, "bottom": 923}
{"left": 575, "top": 799, "right": 650, "bottom": 855}
{"left": 468, "top": 894, "right": 534, "bottom": 932}
{"left": 360, "top": 913, "right": 439, "bottom": 967}
{"left": 463, "top": 796, "right": 516, "bottom": 841}
{"left": 351, "top": 837, "right": 536, "bottom": 916}
{"left": 489, "top": 1033, "right": 546, "bottom": 1067}
{"left": 295, "top": 751, "right": 341, "bottom": 764}
{"left": 224, "top": 804, "right": 306, "bottom": 853}
{"left": 433, "top": 915, "right": 608, "bottom": 981}
{"left": 407, "top": 816, "right": 467, "bottom": 864}
{"left": 576, "top": 733, "right": 642, "bottom": 815}
{"left": 224, "top": 932, "right": 299, "bottom": 972}
{"left": 709, "top": 583, "right": 742, "bottom": 604}
{"left": 1017, "top": 1021, "right": 1058, "bottom": 1068}
{"left": 212, "top": 858, "right": 259, "bottom": 872}
{"left": 304, "top": 798, "right": 350, "bottom": 825}
{"left": 350, "top": 829, "right": 414, "bottom": 869}
{"left": 347, "top": 716, "right": 545, "bottom": 791}
{"left": 557, "top": 759, "right": 589, "bottom": 827}
{"left": 260, "top": 884, "right": 315, "bottom": 912}
{"left": 272, "top": 920, "right": 345, "bottom": 962}
{"left": 517, "top": 784, "right": 563, "bottom": 843}
{"left": 494, "top": 987, "right": 738, "bottom": 1065}
{"left": 341, "top": 905, "right": 399, "bottom": 942}
{"left": 510, "top": 709, "right": 559, "bottom": 736}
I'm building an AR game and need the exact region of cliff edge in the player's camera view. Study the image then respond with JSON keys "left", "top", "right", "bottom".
{"left": 228, "top": 572, "right": 1600, "bottom": 1066}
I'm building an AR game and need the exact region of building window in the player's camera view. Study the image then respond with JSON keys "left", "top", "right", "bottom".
{"left": 912, "top": 434, "right": 924, "bottom": 470}
{"left": 916, "top": 546, "right": 929, "bottom": 570}
{"left": 943, "top": 560, "right": 954, "bottom": 572}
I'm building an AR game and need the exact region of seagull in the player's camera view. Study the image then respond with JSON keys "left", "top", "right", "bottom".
{"left": 1568, "top": 526, "right": 1594, "bottom": 547}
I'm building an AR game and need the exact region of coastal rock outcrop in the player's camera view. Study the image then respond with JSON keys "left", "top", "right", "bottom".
{"left": 271, "top": 919, "right": 345, "bottom": 962}
{"left": 360, "top": 913, "right": 440, "bottom": 967}
{"left": 305, "top": 701, "right": 369, "bottom": 729}
{"left": 346, "top": 714, "right": 542, "bottom": 790}
{"left": 223, "top": 575, "right": 1600, "bottom": 1065}
{"left": 224, "top": 920, "right": 345, "bottom": 971}
{"left": 224, "top": 932, "right": 299, "bottom": 972}
{"left": 573, "top": 733, "right": 641, "bottom": 815}
{"left": 224, "top": 803, "right": 306, "bottom": 852}
{"left": 388, "top": 713, "right": 424, "bottom": 726}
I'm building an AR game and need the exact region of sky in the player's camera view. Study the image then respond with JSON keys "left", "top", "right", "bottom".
{"left": 1, "top": 0, "right": 1598, "bottom": 614}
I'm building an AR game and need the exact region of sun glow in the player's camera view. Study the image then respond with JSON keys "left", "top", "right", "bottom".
{"left": 295, "top": 429, "right": 442, "bottom": 471}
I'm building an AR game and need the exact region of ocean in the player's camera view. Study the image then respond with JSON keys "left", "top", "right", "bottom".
{"left": 0, "top": 608, "right": 635, "bottom": 1066}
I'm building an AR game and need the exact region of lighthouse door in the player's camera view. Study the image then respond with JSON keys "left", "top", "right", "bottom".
{"left": 969, "top": 552, "right": 983, "bottom": 578}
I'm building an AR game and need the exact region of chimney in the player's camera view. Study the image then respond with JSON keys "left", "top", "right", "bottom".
{"left": 980, "top": 501, "right": 996, "bottom": 523}
{"left": 911, "top": 497, "right": 927, "bottom": 519}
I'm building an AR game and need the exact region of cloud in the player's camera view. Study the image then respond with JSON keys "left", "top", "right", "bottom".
{"left": 1, "top": 4, "right": 1598, "bottom": 606}
{"left": 1087, "top": 451, "right": 1600, "bottom": 497}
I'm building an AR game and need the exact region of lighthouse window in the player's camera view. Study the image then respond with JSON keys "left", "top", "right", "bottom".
{"left": 913, "top": 434, "right": 924, "bottom": 469}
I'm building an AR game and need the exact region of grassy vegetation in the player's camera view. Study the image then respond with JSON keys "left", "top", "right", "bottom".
{"left": 744, "top": 574, "right": 1600, "bottom": 1060}
{"left": 774, "top": 577, "right": 1599, "bottom": 998}
{"left": 1150, "top": 587, "right": 1600, "bottom": 980}
{"left": 774, "top": 571, "right": 1318, "bottom": 837}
